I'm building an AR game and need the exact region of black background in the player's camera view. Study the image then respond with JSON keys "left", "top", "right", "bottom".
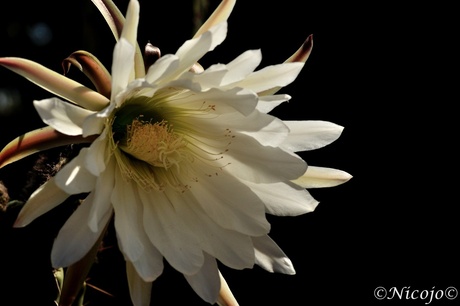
{"left": 0, "top": 0, "right": 458, "bottom": 305}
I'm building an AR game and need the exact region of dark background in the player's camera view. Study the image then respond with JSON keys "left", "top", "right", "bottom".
{"left": 0, "top": 0, "right": 458, "bottom": 305}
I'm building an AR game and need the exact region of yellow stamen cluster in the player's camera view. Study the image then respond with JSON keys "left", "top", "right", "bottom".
{"left": 108, "top": 89, "right": 233, "bottom": 192}
{"left": 124, "top": 119, "right": 188, "bottom": 170}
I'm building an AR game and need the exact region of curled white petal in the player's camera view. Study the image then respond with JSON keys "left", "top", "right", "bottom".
{"left": 256, "top": 94, "right": 291, "bottom": 113}
{"left": 82, "top": 103, "right": 115, "bottom": 137}
{"left": 33, "top": 97, "right": 95, "bottom": 136}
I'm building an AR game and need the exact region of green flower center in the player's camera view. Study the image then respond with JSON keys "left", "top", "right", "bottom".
{"left": 112, "top": 97, "right": 188, "bottom": 170}
{"left": 108, "top": 88, "right": 232, "bottom": 192}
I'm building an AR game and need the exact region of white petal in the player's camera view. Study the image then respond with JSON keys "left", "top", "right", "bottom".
{"left": 238, "top": 112, "right": 289, "bottom": 147}
{"left": 14, "top": 177, "right": 70, "bottom": 227}
{"left": 111, "top": 38, "right": 135, "bottom": 101}
{"left": 253, "top": 235, "right": 295, "bottom": 275}
{"left": 222, "top": 49, "right": 262, "bottom": 85}
{"left": 145, "top": 54, "right": 179, "bottom": 84}
{"left": 176, "top": 100, "right": 284, "bottom": 149}
{"left": 184, "top": 253, "right": 220, "bottom": 304}
{"left": 188, "top": 165, "right": 270, "bottom": 236}
{"left": 174, "top": 22, "right": 227, "bottom": 77}
{"left": 193, "top": 0, "right": 235, "bottom": 38}
{"left": 165, "top": 188, "right": 254, "bottom": 269}
{"left": 189, "top": 63, "right": 228, "bottom": 89}
{"left": 109, "top": 0, "right": 139, "bottom": 93}
{"left": 54, "top": 148, "right": 97, "bottom": 194}
{"left": 179, "top": 87, "right": 258, "bottom": 117}
{"left": 281, "top": 120, "right": 344, "bottom": 152}
{"left": 111, "top": 167, "right": 145, "bottom": 262}
{"left": 82, "top": 102, "right": 115, "bottom": 137}
{"left": 245, "top": 180, "right": 318, "bottom": 216}
{"left": 235, "top": 62, "right": 304, "bottom": 93}
{"left": 33, "top": 97, "right": 95, "bottom": 136}
{"left": 108, "top": 158, "right": 164, "bottom": 281}
{"left": 126, "top": 261, "right": 153, "bottom": 306}
{"left": 224, "top": 133, "right": 307, "bottom": 183}
{"left": 292, "top": 166, "right": 353, "bottom": 188}
{"left": 214, "top": 86, "right": 258, "bottom": 116}
{"left": 121, "top": 0, "right": 140, "bottom": 47}
{"left": 256, "top": 94, "right": 291, "bottom": 113}
{"left": 88, "top": 157, "right": 115, "bottom": 232}
{"left": 51, "top": 192, "right": 113, "bottom": 268}
{"left": 130, "top": 239, "right": 164, "bottom": 282}
{"left": 84, "top": 129, "right": 110, "bottom": 176}
{"left": 140, "top": 188, "right": 204, "bottom": 275}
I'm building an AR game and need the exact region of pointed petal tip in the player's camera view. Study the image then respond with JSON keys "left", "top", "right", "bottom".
{"left": 12, "top": 218, "right": 27, "bottom": 228}
{"left": 285, "top": 34, "right": 314, "bottom": 64}
{"left": 217, "top": 270, "right": 239, "bottom": 306}
{"left": 291, "top": 166, "right": 352, "bottom": 189}
{"left": 193, "top": 0, "right": 236, "bottom": 38}
{"left": 304, "top": 34, "right": 313, "bottom": 52}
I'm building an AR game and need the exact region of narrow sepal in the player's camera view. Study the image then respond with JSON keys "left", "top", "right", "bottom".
{"left": 0, "top": 57, "right": 109, "bottom": 110}
{"left": 91, "top": 0, "right": 145, "bottom": 78}
{"left": 0, "top": 126, "right": 96, "bottom": 169}
{"left": 216, "top": 270, "right": 239, "bottom": 306}
{"left": 91, "top": 0, "right": 125, "bottom": 39}
{"left": 62, "top": 50, "right": 112, "bottom": 98}
{"left": 193, "top": 0, "right": 236, "bottom": 38}
{"left": 285, "top": 34, "right": 313, "bottom": 64}
{"left": 258, "top": 35, "right": 313, "bottom": 96}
